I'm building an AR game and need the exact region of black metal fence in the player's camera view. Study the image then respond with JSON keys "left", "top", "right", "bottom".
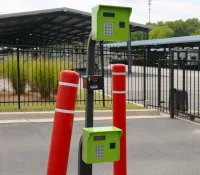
{"left": 0, "top": 41, "right": 200, "bottom": 121}
{"left": 107, "top": 46, "right": 200, "bottom": 121}
{"left": 143, "top": 49, "right": 200, "bottom": 121}
{"left": 0, "top": 41, "right": 147, "bottom": 110}
{"left": 169, "top": 50, "right": 200, "bottom": 121}
{"left": 0, "top": 42, "right": 108, "bottom": 109}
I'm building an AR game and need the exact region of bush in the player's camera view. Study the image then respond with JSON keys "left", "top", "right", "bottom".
{"left": 3, "top": 56, "right": 28, "bottom": 94}
{"left": 30, "top": 58, "right": 73, "bottom": 99}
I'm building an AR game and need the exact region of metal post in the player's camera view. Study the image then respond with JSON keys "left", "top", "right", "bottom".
{"left": 158, "top": 59, "right": 161, "bottom": 108}
{"left": 198, "top": 44, "right": 200, "bottom": 69}
{"left": 85, "top": 32, "right": 96, "bottom": 127}
{"left": 170, "top": 50, "right": 174, "bottom": 118}
{"left": 143, "top": 47, "right": 147, "bottom": 107}
{"left": 16, "top": 39, "right": 20, "bottom": 110}
{"left": 100, "top": 41, "right": 105, "bottom": 107}
{"left": 182, "top": 51, "right": 187, "bottom": 112}
{"left": 78, "top": 32, "right": 96, "bottom": 175}
{"left": 198, "top": 44, "right": 200, "bottom": 117}
{"left": 146, "top": 29, "right": 149, "bottom": 40}
{"left": 127, "top": 25, "right": 132, "bottom": 75}
{"left": 177, "top": 51, "right": 180, "bottom": 69}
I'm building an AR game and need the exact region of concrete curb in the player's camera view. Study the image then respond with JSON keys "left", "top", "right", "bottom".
{"left": 0, "top": 109, "right": 160, "bottom": 120}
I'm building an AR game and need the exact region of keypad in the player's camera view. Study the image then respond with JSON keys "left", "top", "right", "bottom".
{"left": 95, "top": 145, "right": 104, "bottom": 158}
{"left": 104, "top": 22, "right": 113, "bottom": 36}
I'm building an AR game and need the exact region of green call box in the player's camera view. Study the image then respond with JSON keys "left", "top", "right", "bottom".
{"left": 92, "top": 5, "right": 132, "bottom": 41}
{"left": 82, "top": 126, "right": 123, "bottom": 164}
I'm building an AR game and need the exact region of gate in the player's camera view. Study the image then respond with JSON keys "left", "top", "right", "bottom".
{"left": 143, "top": 48, "right": 200, "bottom": 121}
{"left": 169, "top": 49, "right": 200, "bottom": 120}
{"left": 144, "top": 49, "right": 170, "bottom": 112}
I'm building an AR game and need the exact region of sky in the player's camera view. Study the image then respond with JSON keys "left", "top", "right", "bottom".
{"left": 0, "top": 0, "right": 200, "bottom": 25}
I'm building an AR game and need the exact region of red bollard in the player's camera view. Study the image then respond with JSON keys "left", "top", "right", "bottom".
{"left": 46, "top": 70, "right": 79, "bottom": 175}
{"left": 112, "top": 64, "right": 127, "bottom": 175}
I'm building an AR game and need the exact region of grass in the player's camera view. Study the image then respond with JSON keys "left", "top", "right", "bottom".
{"left": 0, "top": 89, "right": 144, "bottom": 112}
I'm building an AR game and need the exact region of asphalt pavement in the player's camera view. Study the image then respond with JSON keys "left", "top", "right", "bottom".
{"left": 0, "top": 116, "right": 200, "bottom": 175}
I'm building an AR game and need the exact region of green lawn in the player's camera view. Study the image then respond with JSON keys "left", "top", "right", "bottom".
{"left": 0, "top": 89, "right": 144, "bottom": 112}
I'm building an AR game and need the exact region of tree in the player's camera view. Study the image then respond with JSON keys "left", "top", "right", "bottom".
{"left": 157, "top": 21, "right": 165, "bottom": 27}
{"left": 149, "top": 26, "right": 174, "bottom": 39}
{"left": 191, "top": 29, "right": 200, "bottom": 36}
{"left": 166, "top": 20, "right": 186, "bottom": 37}
{"left": 131, "top": 31, "right": 147, "bottom": 41}
{"left": 146, "top": 22, "right": 157, "bottom": 27}
{"left": 149, "top": 26, "right": 161, "bottom": 39}
{"left": 157, "top": 26, "right": 174, "bottom": 38}
{"left": 185, "top": 18, "right": 200, "bottom": 35}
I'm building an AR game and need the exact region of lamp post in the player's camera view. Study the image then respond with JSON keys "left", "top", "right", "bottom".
{"left": 148, "top": 0, "right": 152, "bottom": 23}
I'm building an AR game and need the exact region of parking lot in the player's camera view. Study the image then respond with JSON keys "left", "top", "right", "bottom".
{"left": 1, "top": 115, "right": 200, "bottom": 175}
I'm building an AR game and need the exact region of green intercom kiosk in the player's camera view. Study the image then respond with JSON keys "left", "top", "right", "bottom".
{"left": 92, "top": 5, "right": 132, "bottom": 41}
{"left": 82, "top": 126, "right": 122, "bottom": 164}
{"left": 78, "top": 4, "right": 132, "bottom": 175}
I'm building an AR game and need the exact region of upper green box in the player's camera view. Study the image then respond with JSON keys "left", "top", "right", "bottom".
{"left": 92, "top": 5, "right": 132, "bottom": 41}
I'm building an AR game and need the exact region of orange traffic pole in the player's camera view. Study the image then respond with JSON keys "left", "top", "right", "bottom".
{"left": 46, "top": 70, "right": 79, "bottom": 175}
{"left": 112, "top": 64, "right": 127, "bottom": 175}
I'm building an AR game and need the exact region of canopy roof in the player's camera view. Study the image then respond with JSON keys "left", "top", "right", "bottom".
{"left": 0, "top": 7, "right": 153, "bottom": 45}
{"left": 105, "top": 35, "right": 200, "bottom": 49}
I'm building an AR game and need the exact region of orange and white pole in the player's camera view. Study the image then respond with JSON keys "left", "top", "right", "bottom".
{"left": 112, "top": 64, "right": 127, "bottom": 175}
{"left": 46, "top": 70, "right": 79, "bottom": 175}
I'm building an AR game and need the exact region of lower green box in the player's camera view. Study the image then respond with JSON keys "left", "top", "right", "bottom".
{"left": 82, "top": 126, "right": 123, "bottom": 164}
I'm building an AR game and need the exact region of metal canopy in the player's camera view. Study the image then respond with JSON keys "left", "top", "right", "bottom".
{"left": 0, "top": 7, "right": 152, "bottom": 45}
{"left": 104, "top": 35, "right": 200, "bottom": 49}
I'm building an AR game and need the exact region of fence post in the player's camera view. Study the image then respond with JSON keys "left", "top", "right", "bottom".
{"left": 170, "top": 50, "right": 174, "bottom": 118}
{"left": 198, "top": 44, "right": 200, "bottom": 117}
{"left": 158, "top": 59, "right": 161, "bottom": 108}
{"left": 16, "top": 39, "right": 20, "bottom": 110}
{"left": 182, "top": 51, "right": 187, "bottom": 112}
{"left": 127, "top": 25, "right": 132, "bottom": 75}
{"left": 143, "top": 48, "right": 147, "bottom": 107}
{"left": 100, "top": 41, "right": 105, "bottom": 107}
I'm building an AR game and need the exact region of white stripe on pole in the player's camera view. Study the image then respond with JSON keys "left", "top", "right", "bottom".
{"left": 112, "top": 72, "right": 126, "bottom": 75}
{"left": 112, "top": 91, "right": 126, "bottom": 94}
{"left": 55, "top": 108, "right": 75, "bottom": 114}
{"left": 59, "top": 81, "right": 78, "bottom": 88}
